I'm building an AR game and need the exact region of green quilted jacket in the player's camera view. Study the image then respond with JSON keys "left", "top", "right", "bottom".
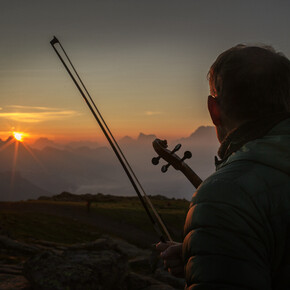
{"left": 183, "top": 118, "right": 290, "bottom": 289}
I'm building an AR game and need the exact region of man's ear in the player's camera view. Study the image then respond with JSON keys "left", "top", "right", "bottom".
{"left": 207, "top": 95, "right": 222, "bottom": 126}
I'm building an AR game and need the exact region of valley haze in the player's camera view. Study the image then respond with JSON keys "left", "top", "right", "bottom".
{"left": 0, "top": 126, "right": 219, "bottom": 201}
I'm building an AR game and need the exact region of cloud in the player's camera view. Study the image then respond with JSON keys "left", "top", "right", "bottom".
{"left": 0, "top": 106, "right": 80, "bottom": 123}
{"left": 145, "top": 111, "right": 163, "bottom": 116}
{"left": 7, "top": 105, "right": 61, "bottom": 111}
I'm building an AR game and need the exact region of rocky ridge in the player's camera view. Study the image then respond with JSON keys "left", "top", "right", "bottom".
{"left": 0, "top": 235, "right": 185, "bottom": 289}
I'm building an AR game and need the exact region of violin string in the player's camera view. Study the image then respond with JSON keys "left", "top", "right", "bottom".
{"left": 50, "top": 37, "right": 172, "bottom": 241}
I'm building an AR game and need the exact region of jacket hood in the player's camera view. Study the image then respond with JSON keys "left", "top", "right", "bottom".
{"left": 217, "top": 118, "right": 290, "bottom": 175}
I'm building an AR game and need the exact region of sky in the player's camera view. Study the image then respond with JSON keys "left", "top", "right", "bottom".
{"left": 0, "top": 0, "right": 290, "bottom": 144}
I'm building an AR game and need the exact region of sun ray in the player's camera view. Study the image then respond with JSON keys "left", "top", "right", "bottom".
{"left": 21, "top": 142, "right": 47, "bottom": 172}
{"left": 0, "top": 130, "right": 47, "bottom": 197}
{"left": 0, "top": 137, "right": 15, "bottom": 152}
{"left": 10, "top": 140, "right": 19, "bottom": 194}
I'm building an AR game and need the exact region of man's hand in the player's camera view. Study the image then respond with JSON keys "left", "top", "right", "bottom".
{"left": 156, "top": 241, "right": 184, "bottom": 278}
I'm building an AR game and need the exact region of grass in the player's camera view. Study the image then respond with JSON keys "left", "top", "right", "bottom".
{"left": 88, "top": 197, "right": 189, "bottom": 240}
{"left": 0, "top": 211, "right": 100, "bottom": 244}
{"left": 0, "top": 196, "right": 190, "bottom": 245}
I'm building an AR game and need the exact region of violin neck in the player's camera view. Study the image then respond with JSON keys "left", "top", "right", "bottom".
{"left": 181, "top": 163, "right": 203, "bottom": 189}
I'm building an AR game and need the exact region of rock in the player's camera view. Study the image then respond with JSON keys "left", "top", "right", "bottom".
{"left": 144, "top": 286, "right": 177, "bottom": 290}
{"left": 0, "top": 274, "right": 31, "bottom": 290}
{"left": 125, "top": 272, "right": 176, "bottom": 290}
{"left": 109, "top": 237, "right": 151, "bottom": 258}
{"left": 69, "top": 236, "right": 150, "bottom": 258}
{"left": 0, "top": 235, "right": 40, "bottom": 255}
{"left": 67, "top": 237, "right": 116, "bottom": 252}
{"left": 30, "top": 239, "right": 67, "bottom": 250}
{"left": 22, "top": 236, "right": 184, "bottom": 289}
{"left": 0, "top": 264, "right": 23, "bottom": 275}
{"left": 23, "top": 249, "right": 128, "bottom": 290}
{"left": 129, "top": 256, "right": 151, "bottom": 274}
{"left": 153, "top": 268, "right": 185, "bottom": 289}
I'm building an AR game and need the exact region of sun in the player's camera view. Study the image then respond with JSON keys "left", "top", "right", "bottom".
{"left": 13, "top": 132, "right": 24, "bottom": 142}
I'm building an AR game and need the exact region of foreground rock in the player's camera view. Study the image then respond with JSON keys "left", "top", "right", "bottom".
{"left": 0, "top": 235, "right": 40, "bottom": 255}
{"left": 0, "top": 274, "right": 30, "bottom": 290}
{"left": 0, "top": 235, "right": 184, "bottom": 289}
{"left": 24, "top": 250, "right": 127, "bottom": 289}
{"left": 23, "top": 236, "right": 184, "bottom": 289}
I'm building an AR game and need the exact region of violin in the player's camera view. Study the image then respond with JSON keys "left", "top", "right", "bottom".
{"left": 152, "top": 139, "right": 203, "bottom": 189}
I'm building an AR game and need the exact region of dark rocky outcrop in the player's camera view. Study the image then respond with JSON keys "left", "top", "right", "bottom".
{"left": 24, "top": 249, "right": 128, "bottom": 289}
{"left": 23, "top": 237, "right": 184, "bottom": 289}
{"left": 0, "top": 235, "right": 185, "bottom": 289}
{"left": 0, "top": 274, "right": 30, "bottom": 290}
{"left": 0, "top": 235, "right": 40, "bottom": 255}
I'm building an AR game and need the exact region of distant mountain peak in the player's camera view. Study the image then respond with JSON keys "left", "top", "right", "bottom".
{"left": 137, "top": 132, "right": 156, "bottom": 142}
{"left": 0, "top": 136, "right": 12, "bottom": 146}
{"left": 189, "top": 126, "right": 216, "bottom": 138}
{"left": 119, "top": 136, "right": 134, "bottom": 146}
{"left": 176, "top": 125, "right": 218, "bottom": 145}
{"left": 5, "top": 135, "right": 14, "bottom": 143}
{"left": 119, "top": 135, "right": 134, "bottom": 142}
{"left": 32, "top": 137, "right": 58, "bottom": 150}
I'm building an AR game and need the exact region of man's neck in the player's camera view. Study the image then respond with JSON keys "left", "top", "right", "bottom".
{"left": 217, "top": 112, "right": 290, "bottom": 161}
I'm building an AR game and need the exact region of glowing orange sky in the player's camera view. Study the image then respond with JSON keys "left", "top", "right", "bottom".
{"left": 0, "top": 1, "right": 289, "bottom": 144}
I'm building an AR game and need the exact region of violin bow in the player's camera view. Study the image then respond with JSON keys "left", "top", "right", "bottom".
{"left": 50, "top": 36, "right": 172, "bottom": 242}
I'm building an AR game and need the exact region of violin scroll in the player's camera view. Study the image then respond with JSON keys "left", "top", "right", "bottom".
{"left": 152, "top": 139, "right": 191, "bottom": 172}
{"left": 152, "top": 138, "right": 203, "bottom": 189}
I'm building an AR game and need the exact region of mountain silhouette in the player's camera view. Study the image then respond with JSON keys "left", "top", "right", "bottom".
{"left": 0, "top": 127, "right": 219, "bottom": 201}
{"left": 32, "top": 137, "right": 59, "bottom": 150}
{"left": 0, "top": 171, "right": 50, "bottom": 201}
{"left": 137, "top": 133, "right": 157, "bottom": 143}
{"left": 177, "top": 126, "right": 217, "bottom": 145}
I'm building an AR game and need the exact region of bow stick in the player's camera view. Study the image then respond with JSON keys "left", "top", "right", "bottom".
{"left": 50, "top": 36, "right": 172, "bottom": 242}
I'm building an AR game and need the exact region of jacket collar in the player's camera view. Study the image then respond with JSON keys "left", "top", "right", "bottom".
{"left": 215, "top": 112, "right": 290, "bottom": 168}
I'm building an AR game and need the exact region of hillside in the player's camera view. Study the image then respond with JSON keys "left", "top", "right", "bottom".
{"left": 0, "top": 193, "right": 189, "bottom": 246}
{"left": 0, "top": 194, "right": 189, "bottom": 289}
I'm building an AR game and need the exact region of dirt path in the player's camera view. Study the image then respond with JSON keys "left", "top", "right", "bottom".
{"left": 0, "top": 201, "right": 158, "bottom": 247}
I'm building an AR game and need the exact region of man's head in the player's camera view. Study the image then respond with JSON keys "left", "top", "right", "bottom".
{"left": 207, "top": 44, "right": 290, "bottom": 142}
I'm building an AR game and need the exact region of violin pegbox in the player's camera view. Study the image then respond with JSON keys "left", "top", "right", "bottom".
{"left": 152, "top": 139, "right": 192, "bottom": 173}
{"left": 152, "top": 140, "right": 167, "bottom": 165}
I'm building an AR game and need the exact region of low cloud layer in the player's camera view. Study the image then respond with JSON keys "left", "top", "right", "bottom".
{"left": 0, "top": 126, "right": 219, "bottom": 201}
{"left": 0, "top": 105, "right": 79, "bottom": 123}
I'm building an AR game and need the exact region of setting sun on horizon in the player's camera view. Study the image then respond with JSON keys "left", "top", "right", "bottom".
{"left": 13, "top": 132, "right": 23, "bottom": 142}
{"left": 12, "top": 131, "right": 30, "bottom": 143}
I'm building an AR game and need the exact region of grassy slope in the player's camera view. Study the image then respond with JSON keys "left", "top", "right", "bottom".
{"left": 0, "top": 197, "right": 190, "bottom": 245}
{"left": 0, "top": 211, "right": 100, "bottom": 244}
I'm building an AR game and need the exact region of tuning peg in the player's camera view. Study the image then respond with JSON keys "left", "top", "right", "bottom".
{"left": 181, "top": 151, "right": 192, "bottom": 161}
{"left": 152, "top": 156, "right": 161, "bottom": 165}
{"left": 161, "top": 151, "right": 191, "bottom": 173}
{"left": 172, "top": 144, "right": 181, "bottom": 154}
{"left": 161, "top": 163, "right": 170, "bottom": 173}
